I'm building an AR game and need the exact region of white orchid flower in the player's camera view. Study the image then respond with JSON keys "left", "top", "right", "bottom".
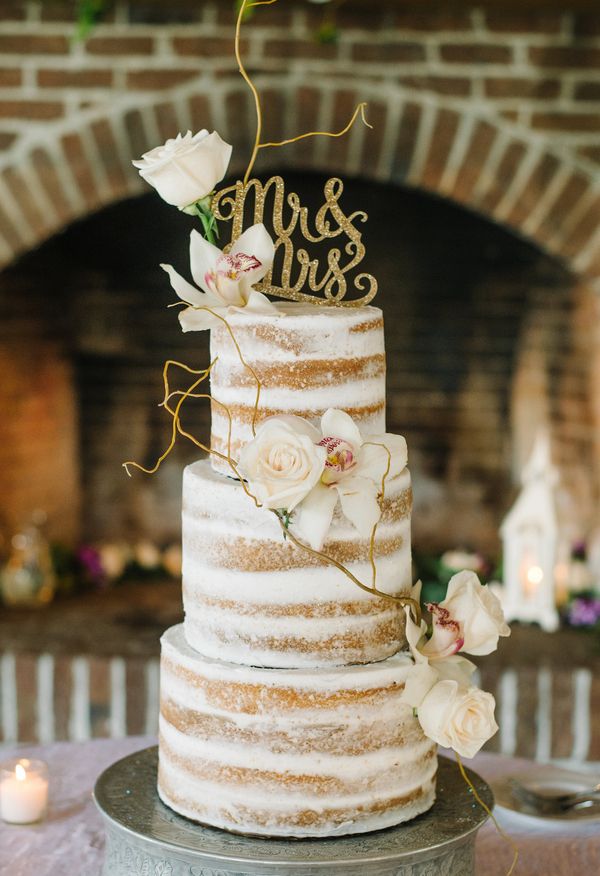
{"left": 294, "top": 408, "right": 408, "bottom": 550}
{"left": 161, "top": 223, "right": 278, "bottom": 331}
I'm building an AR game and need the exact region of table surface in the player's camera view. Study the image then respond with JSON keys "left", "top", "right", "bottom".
{"left": 1, "top": 737, "right": 599, "bottom": 876}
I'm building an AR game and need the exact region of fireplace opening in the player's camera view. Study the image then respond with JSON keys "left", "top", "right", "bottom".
{"left": 0, "top": 170, "right": 587, "bottom": 560}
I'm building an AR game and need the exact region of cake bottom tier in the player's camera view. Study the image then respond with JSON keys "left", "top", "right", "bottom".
{"left": 158, "top": 625, "right": 437, "bottom": 838}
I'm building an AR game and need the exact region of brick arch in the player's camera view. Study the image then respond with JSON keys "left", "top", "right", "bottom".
{"left": 0, "top": 78, "right": 597, "bottom": 282}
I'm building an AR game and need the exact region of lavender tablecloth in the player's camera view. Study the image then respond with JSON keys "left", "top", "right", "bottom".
{"left": 0, "top": 736, "right": 599, "bottom": 876}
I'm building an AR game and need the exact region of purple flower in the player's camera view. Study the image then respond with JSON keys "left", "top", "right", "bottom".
{"left": 568, "top": 597, "right": 600, "bottom": 627}
{"left": 76, "top": 545, "right": 105, "bottom": 586}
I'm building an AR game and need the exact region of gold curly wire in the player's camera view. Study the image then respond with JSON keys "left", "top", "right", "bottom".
{"left": 236, "top": 0, "right": 372, "bottom": 184}
{"left": 124, "top": 305, "right": 420, "bottom": 622}
{"left": 456, "top": 755, "right": 519, "bottom": 876}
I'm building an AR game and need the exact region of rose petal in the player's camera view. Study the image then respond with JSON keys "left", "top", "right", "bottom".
{"left": 320, "top": 409, "right": 363, "bottom": 448}
{"left": 294, "top": 482, "right": 338, "bottom": 551}
{"left": 401, "top": 662, "right": 439, "bottom": 709}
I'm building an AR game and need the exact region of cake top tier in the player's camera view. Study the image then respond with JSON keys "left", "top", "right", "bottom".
{"left": 209, "top": 304, "right": 386, "bottom": 474}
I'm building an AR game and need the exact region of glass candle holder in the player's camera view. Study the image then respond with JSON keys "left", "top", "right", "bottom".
{"left": 0, "top": 758, "right": 49, "bottom": 824}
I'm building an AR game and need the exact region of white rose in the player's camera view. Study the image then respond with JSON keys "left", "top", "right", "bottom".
{"left": 441, "top": 570, "right": 511, "bottom": 656}
{"left": 238, "top": 417, "right": 326, "bottom": 512}
{"left": 132, "top": 130, "right": 232, "bottom": 209}
{"left": 418, "top": 680, "right": 498, "bottom": 758}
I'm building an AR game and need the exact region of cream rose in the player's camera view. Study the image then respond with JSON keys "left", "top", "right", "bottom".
{"left": 238, "top": 417, "right": 326, "bottom": 512}
{"left": 441, "top": 570, "right": 511, "bottom": 656}
{"left": 417, "top": 680, "right": 498, "bottom": 758}
{"left": 132, "top": 130, "right": 232, "bottom": 209}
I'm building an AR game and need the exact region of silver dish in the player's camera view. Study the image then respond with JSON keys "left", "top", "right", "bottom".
{"left": 94, "top": 747, "right": 493, "bottom": 876}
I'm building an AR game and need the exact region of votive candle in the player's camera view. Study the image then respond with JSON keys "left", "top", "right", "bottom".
{"left": 0, "top": 758, "right": 48, "bottom": 824}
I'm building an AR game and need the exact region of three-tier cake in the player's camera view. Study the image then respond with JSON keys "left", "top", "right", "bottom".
{"left": 157, "top": 305, "right": 438, "bottom": 837}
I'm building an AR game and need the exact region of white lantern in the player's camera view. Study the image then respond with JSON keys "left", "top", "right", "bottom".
{"left": 500, "top": 430, "right": 559, "bottom": 632}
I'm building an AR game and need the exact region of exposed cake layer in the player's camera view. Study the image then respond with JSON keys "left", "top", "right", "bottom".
{"left": 209, "top": 303, "right": 385, "bottom": 475}
{"left": 158, "top": 624, "right": 437, "bottom": 838}
{"left": 182, "top": 459, "right": 412, "bottom": 668}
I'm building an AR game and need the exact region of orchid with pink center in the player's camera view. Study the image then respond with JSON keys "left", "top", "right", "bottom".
{"left": 292, "top": 408, "right": 408, "bottom": 551}
{"left": 160, "top": 223, "right": 278, "bottom": 331}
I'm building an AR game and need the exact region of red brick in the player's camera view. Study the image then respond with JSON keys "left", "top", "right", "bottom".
{"left": 91, "top": 119, "right": 128, "bottom": 195}
{"left": 0, "top": 131, "right": 17, "bottom": 150}
{"left": 173, "top": 36, "right": 244, "bottom": 57}
{"left": 560, "top": 194, "right": 600, "bottom": 259}
{"left": 352, "top": 42, "right": 425, "bottom": 63}
{"left": 126, "top": 69, "right": 199, "bottom": 90}
{"left": 505, "top": 153, "right": 562, "bottom": 228}
{"left": 0, "top": 34, "right": 68, "bottom": 53}
{"left": 61, "top": 132, "right": 101, "bottom": 210}
{"left": 360, "top": 100, "right": 387, "bottom": 174}
{"left": 484, "top": 12, "right": 564, "bottom": 33}
{"left": 128, "top": 0, "right": 203, "bottom": 24}
{"left": 0, "top": 100, "right": 63, "bottom": 120}
{"left": 0, "top": 67, "right": 20, "bottom": 87}
{"left": 30, "top": 147, "right": 74, "bottom": 225}
{"left": 440, "top": 43, "right": 513, "bottom": 64}
{"left": 86, "top": 36, "right": 154, "bottom": 55}
{"left": 420, "top": 108, "right": 461, "bottom": 191}
{"left": 391, "top": 101, "right": 422, "bottom": 182}
{"left": 577, "top": 145, "right": 600, "bottom": 164}
{"left": 263, "top": 38, "right": 338, "bottom": 61}
{"left": 393, "top": 11, "right": 471, "bottom": 30}
{"left": 124, "top": 109, "right": 151, "bottom": 163}
{"left": 484, "top": 77, "right": 560, "bottom": 99}
{"left": 3, "top": 167, "right": 48, "bottom": 238}
{"left": 290, "top": 86, "right": 321, "bottom": 166}
{"left": 397, "top": 75, "right": 471, "bottom": 97}
{"left": 187, "top": 94, "right": 212, "bottom": 135}
{"left": 37, "top": 69, "right": 113, "bottom": 88}
{"left": 478, "top": 139, "right": 528, "bottom": 213}
{"left": 225, "top": 89, "right": 252, "bottom": 158}
{"left": 529, "top": 46, "right": 600, "bottom": 68}
{"left": 0, "top": 2, "right": 26, "bottom": 21}
{"left": 452, "top": 119, "right": 498, "bottom": 204}
{"left": 325, "top": 89, "right": 357, "bottom": 170}
{"left": 535, "top": 172, "right": 591, "bottom": 242}
{"left": 573, "top": 14, "right": 600, "bottom": 37}
{"left": 154, "top": 102, "right": 180, "bottom": 142}
{"left": 0, "top": 195, "right": 23, "bottom": 250}
{"left": 574, "top": 81, "right": 600, "bottom": 101}
{"left": 532, "top": 112, "right": 600, "bottom": 132}
{"left": 258, "top": 87, "right": 287, "bottom": 154}
{"left": 216, "top": 3, "right": 292, "bottom": 27}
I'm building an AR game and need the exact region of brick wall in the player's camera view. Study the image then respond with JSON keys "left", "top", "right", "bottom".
{"left": 0, "top": 0, "right": 598, "bottom": 547}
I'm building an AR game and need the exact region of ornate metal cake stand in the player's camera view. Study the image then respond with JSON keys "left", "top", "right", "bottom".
{"left": 94, "top": 747, "right": 493, "bottom": 876}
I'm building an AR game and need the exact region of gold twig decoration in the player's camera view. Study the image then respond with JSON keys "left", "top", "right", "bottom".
{"left": 235, "top": 0, "right": 371, "bottom": 184}
{"left": 275, "top": 516, "right": 421, "bottom": 622}
{"left": 124, "top": 310, "right": 419, "bottom": 621}
{"left": 456, "top": 755, "right": 519, "bottom": 876}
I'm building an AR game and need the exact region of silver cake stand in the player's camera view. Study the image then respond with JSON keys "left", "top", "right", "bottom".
{"left": 94, "top": 747, "right": 493, "bottom": 876}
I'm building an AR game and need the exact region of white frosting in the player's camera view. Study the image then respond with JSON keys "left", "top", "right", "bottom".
{"left": 158, "top": 625, "right": 437, "bottom": 838}
{"left": 181, "top": 460, "right": 412, "bottom": 667}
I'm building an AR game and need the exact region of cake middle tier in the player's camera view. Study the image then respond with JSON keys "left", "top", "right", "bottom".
{"left": 182, "top": 459, "right": 412, "bottom": 668}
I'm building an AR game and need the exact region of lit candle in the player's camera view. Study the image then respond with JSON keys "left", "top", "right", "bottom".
{"left": 0, "top": 758, "right": 48, "bottom": 824}
{"left": 525, "top": 564, "right": 544, "bottom": 598}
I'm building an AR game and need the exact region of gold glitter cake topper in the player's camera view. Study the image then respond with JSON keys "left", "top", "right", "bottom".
{"left": 215, "top": 0, "right": 378, "bottom": 307}
{"left": 212, "top": 175, "right": 378, "bottom": 307}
